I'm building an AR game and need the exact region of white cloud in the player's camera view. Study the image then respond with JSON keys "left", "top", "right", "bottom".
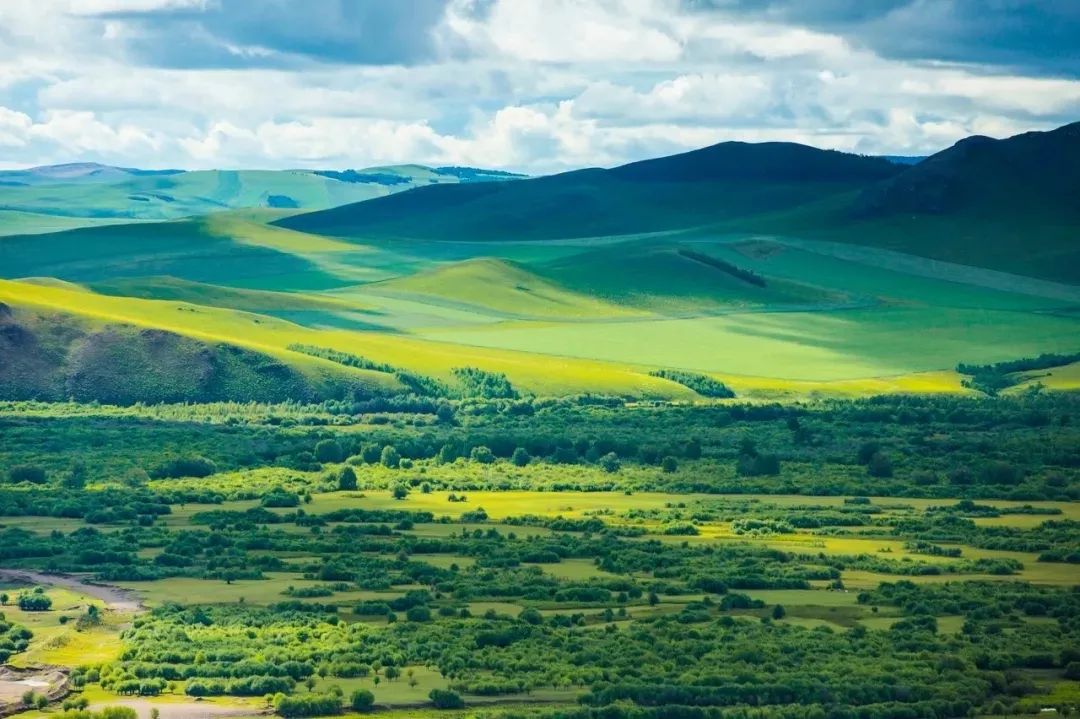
{"left": 0, "top": 0, "right": 1077, "bottom": 170}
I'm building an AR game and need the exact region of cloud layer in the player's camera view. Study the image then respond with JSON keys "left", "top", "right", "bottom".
{"left": 1, "top": 0, "right": 1077, "bottom": 171}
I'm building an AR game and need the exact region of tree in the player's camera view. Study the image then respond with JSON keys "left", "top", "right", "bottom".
{"left": 392, "top": 484, "right": 409, "bottom": 500}
{"left": 867, "top": 452, "right": 893, "bottom": 478}
{"left": 661, "top": 456, "right": 678, "bottom": 473}
{"left": 351, "top": 689, "right": 375, "bottom": 711}
{"left": 429, "top": 689, "right": 464, "bottom": 709}
{"left": 470, "top": 446, "right": 495, "bottom": 464}
{"left": 684, "top": 438, "right": 702, "bottom": 460}
{"left": 17, "top": 589, "right": 52, "bottom": 611}
{"left": 518, "top": 607, "right": 543, "bottom": 625}
{"left": 598, "top": 452, "right": 620, "bottom": 473}
{"left": 337, "top": 466, "right": 357, "bottom": 491}
{"left": 8, "top": 465, "right": 46, "bottom": 484}
{"left": 435, "top": 403, "right": 455, "bottom": 424}
{"left": 511, "top": 447, "right": 531, "bottom": 467}
{"left": 315, "top": 439, "right": 344, "bottom": 463}
{"left": 772, "top": 604, "right": 786, "bottom": 620}
{"left": 0, "top": 592, "right": 7, "bottom": 605}
{"left": 857, "top": 441, "right": 881, "bottom": 464}
{"left": 380, "top": 445, "right": 401, "bottom": 469}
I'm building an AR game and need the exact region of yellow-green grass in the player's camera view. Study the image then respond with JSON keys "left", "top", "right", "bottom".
{"left": 3, "top": 276, "right": 1037, "bottom": 401}
{"left": 365, "top": 257, "right": 648, "bottom": 320}
{"left": 538, "top": 559, "right": 617, "bottom": 581}
{"left": 467, "top": 601, "right": 525, "bottom": 616}
{"left": 89, "top": 275, "right": 369, "bottom": 315}
{"left": 423, "top": 306, "right": 1080, "bottom": 382}
{"left": 0, "top": 585, "right": 126, "bottom": 667}
{"left": 743, "top": 589, "right": 860, "bottom": 607}
{"left": 111, "top": 573, "right": 413, "bottom": 607}
{"left": 0, "top": 278, "right": 692, "bottom": 399}
{"left": 315, "top": 669, "right": 580, "bottom": 709}
{"left": 291, "top": 488, "right": 1080, "bottom": 523}
{"left": 1007, "top": 361, "right": 1080, "bottom": 393}
{"left": 857, "top": 615, "right": 965, "bottom": 634}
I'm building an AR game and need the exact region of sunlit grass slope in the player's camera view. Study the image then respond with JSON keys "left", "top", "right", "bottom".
{"left": 0, "top": 279, "right": 695, "bottom": 399}
{"left": 365, "top": 257, "right": 647, "bottom": 319}
{"left": 539, "top": 243, "right": 848, "bottom": 313}
{"left": 426, "top": 307, "right": 1080, "bottom": 382}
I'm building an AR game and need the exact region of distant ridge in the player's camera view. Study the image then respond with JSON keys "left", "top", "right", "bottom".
{"left": 278, "top": 140, "right": 901, "bottom": 241}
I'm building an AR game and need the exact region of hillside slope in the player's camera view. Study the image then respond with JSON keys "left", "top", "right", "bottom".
{"left": 277, "top": 142, "right": 900, "bottom": 241}
{"left": 363, "top": 257, "right": 645, "bottom": 319}
{"left": 0, "top": 164, "right": 523, "bottom": 234}
{"left": 0, "top": 300, "right": 398, "bottom": 404}
{"left": 730, "top": 122, "right": 1080, "bottom": 282}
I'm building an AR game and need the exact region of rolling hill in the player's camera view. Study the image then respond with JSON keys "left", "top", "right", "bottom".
{"left": 0, "top": 163, "right": 524, "bottom": 234}
{"left": 277, "top": 142, "right": 900, "bottom": 241}
{"left": 361, "top": 257, "right": 645, "bottom": 320}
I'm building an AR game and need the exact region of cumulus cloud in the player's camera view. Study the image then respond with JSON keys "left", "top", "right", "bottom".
{"left": 0, "top": 0, "right": 1076, "bottom": 171}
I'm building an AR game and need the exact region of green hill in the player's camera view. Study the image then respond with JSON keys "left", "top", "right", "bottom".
{"left": 279, "top": 123, "right": 1080, "bottom": 283}
{"left": 0, "top": 299, "right": 399, "bottom": 405}
{"left": 277, "top": 142, "right": 900, "bottom": 241}
{"left": 363, "top": 257, "right": 645, "bottom": 319}
{"left": 0, "top": 163, "right": 523, "bottom": 235}
{"left": 538, "top": 243, "right": 849, "bottom": 313}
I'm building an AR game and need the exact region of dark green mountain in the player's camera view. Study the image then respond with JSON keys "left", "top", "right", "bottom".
{"left": 277, "top": 142, "right": 901, "bottom": 241}
{"left": 279, "top": 123, "right": 1080, "bottom": 282}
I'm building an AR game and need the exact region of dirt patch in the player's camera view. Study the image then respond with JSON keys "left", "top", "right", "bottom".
{"left": 89, "top": 698, "right": 265, "bottom": 718}
{"left": 0, "top": 667, "right": 68, "bottom": 717}
{"left": 0, "top": 569, "right": 143, "bottom": 612}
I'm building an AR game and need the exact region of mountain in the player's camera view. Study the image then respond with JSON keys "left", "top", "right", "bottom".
{"left": 277, "top": 142, "right": 901, "bottom": 241}
{"left": 811, "top": 121, "right": 1080, "bottom": 282}
{"left": 279, "top": 122, "right": 1080, "bottom": 283}
{"left": 853, "top": 122, "right": 1080, "bottom": 218}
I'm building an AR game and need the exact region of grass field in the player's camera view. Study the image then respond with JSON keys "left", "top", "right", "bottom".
{"left": 4, "top": 202, "right": 1077, "bottom": 401}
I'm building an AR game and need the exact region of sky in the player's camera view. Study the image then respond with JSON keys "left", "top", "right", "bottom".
{"left": 0, "top": 0, "right": 1077, "bottom": 172}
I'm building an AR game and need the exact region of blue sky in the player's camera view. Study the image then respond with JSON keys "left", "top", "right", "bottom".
{"left": 0, "top": 0, "right": 1077, "bottom": 171}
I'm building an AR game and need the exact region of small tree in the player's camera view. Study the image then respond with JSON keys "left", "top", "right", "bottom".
{"left": 511, "top": 447, "right": 531, "bottom": 467}
{"left": 9, "top": 465, "right": 46, "bottom": 484}
{"left": 338, "top": 466, "right": 357, "bottom": 491}
{"left": 598, "top": 452, "right": 620, "bottom": 473}
{"left": 380, "top": 445, "right": 401, "bottom": 469}
{"left": 392, "top": 484, "right": 409, "bottom": 500}
{"left": 351, "top": 689, "right": 375, "bottom": 711}
{"left": 867, "top": 452, "right": 893, "bottom": 478}
{"left": 470, "top": 446, "right": 495, "bottom": 464}
{"left": 429, "top": 689, "right": 464, "bottom": 709}
{"left": 772, "top": 604, "right": 786, "bottom": 620}
{"left": 315, "top": 438, "right": 345, "bottom": 463}
{"left": 661, "top": 456, "right": 678, "bottom": 473}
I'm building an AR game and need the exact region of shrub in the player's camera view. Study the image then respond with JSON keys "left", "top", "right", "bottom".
{"left": 470, "top": 446, "right": 496, "bottom": 464}
{"left": 381, "top": 445, "right": 401, "bottom": 469}
{"left": 429, "top": 689, "right": 465, "bottom": 709}
{"left": 151, "top": 456, "right": 217, "bottom": 479}
{"left": 598, "top": 452, "right": 620, "bottom": 473}
{"left": 511, "top": 447, "right": 531, "bottom": 466}
{"left": 8, "top": 465, "right": 46, "bottom": 484}
{"left": 351, "top": 689, "right": 375, "bottom": 711}
{"left": 337, "top": 466, "right": 357, "bottom": 491}
{"left": 315, "top": 439, "right": 344, "bottom": 463}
